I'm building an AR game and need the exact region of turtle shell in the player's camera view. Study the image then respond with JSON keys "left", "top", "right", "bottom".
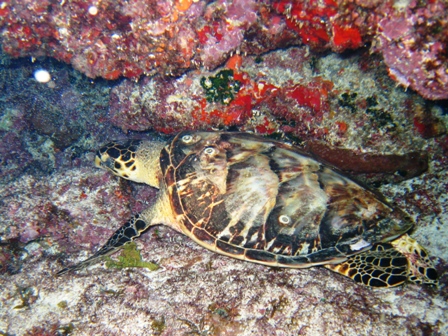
{"left": 160, "top": 132, "right": 413, "bottom": 267}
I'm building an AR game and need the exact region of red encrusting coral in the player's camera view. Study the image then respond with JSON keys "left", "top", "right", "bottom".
{"left": 331, "top": 24, "right": 362, "bottom": 51}
{"left": 272, "top": 0, "right": 363, "bottom": 52}
{"left": 273, "top": 0, "right": 333, "bottom": 47}
{"left": 285, "top": 80, "right": 332, "bottom": 117}
{"left": 109, "top": 56, "right": 336, "bottom": 141}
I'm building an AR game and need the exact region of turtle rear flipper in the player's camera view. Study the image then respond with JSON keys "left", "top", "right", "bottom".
{"left": 325, "top": 234, "right": 438, "bottom": 287}
{"left": 391, "top": 234, "right": 438, "bottom": 286}
{"left": 56, "top": 213, "right": 149, "bottom": 276}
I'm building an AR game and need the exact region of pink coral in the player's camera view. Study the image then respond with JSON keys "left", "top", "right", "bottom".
{"left": 272, "top": 0, "right": 448, "bottom": 100}
{"left": 376, "top": 1, "right": 448, "bottom": 100}
{"left": 199, "top": 0, "right": 259, "bottom": 68}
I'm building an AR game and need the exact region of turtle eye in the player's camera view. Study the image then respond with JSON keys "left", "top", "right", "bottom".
{"left": 204, "top": 147, "right": 216, "bottom": 155}
{"left": 182, "top": 135, "right": 193, "bottom": 143}
{"left": 278, "top": 215, "right": 291, "bottom": 225}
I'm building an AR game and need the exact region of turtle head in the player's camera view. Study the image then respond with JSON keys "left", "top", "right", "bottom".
{"left": 95, "top": 139, "right": 165, "bottom": 188}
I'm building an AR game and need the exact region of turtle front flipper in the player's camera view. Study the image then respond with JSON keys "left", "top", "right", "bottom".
{"left": 56, "top": 213, "right": 149, "bottom": 276}
{"left": 325, "top": 234, "right": 438, "bottom": 287}
{"left": 57, "top": 184, "right": 176, "bottom": 276}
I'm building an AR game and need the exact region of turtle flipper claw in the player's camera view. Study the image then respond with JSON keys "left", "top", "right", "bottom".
{"left": 56, "top": 213, "right": 149, "bottom": 276}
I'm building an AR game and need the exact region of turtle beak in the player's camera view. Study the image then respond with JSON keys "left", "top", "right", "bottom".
{"left": 94, "top": 152, "right": 114, "bottom": 171}
{"left": 94, "top": 154, "right": 102, "bottom": 168}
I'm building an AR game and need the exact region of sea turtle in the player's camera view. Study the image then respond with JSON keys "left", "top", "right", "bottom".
{"left": 57, "top": 132, "right": 438, "bottom": 287}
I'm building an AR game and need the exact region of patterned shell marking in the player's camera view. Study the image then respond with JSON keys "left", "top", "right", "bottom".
{"left": 160, "top": 132, "right": 413, "bottom": 268}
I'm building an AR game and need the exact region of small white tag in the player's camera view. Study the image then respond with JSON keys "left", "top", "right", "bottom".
{"left": 350, "top": 239, "right": 371, "bottom": 251}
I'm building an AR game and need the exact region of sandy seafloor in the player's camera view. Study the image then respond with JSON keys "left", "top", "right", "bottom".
{"left": 0, "top": 50, "right": 447, "bottom": 336}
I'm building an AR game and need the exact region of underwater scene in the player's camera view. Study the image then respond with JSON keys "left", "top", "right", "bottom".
{"left": 0, "top": 0, "right": 447, "bottom": 335}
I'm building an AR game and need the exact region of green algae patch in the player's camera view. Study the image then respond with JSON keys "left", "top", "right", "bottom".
{"left": 201, "top": 69, "right": 241, "bottom": 105}
{"left": 105, "top": 242, "right": 159, "bottom": 271}
{"left": 13, "top": 286, "right": 38, "bottom": 310}
{"left": 58, "top": 323, "right": 75, "bottom": 335}
{"left": 57, "top": 300, "right": 68, "bottom": 309}
{"left": 151, "top": 316, "right": 166, "bottom": 334}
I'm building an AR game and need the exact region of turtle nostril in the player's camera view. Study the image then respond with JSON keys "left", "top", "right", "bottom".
{"left": 94, "top": 155, "right": 102, "bottom": 167}
{"left": 102, "top": 157, "right": 115, "bottom": 170}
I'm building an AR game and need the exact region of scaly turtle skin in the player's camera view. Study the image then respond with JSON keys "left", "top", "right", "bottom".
{"left": 57, "top": 132, "right": 438, "bottom": 287}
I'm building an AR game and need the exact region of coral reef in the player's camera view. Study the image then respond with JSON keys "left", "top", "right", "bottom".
{"left": 108, "top": 47, "right": 443, "bottom": 160}
{"left": 0, "top": 0, "right": 446, "bottom": 100}
{"left": 0, "top": 0, "right": 279, "bottom": 78}
{"left": 375, "top": 1, "right": 448, "bottom": 100}
{"left": 0, "top": 169, "right": 132, "bottom": 248}
{"left": 0, "top": 130, "right": 32, "bottom": 182}
{"left": 0, "top": 1, "right": 447, "bottom": 335}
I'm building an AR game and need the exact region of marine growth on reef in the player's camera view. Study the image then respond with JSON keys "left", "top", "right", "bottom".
{"left": 0, "top": 0, "right": 446, "bottom": 99}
